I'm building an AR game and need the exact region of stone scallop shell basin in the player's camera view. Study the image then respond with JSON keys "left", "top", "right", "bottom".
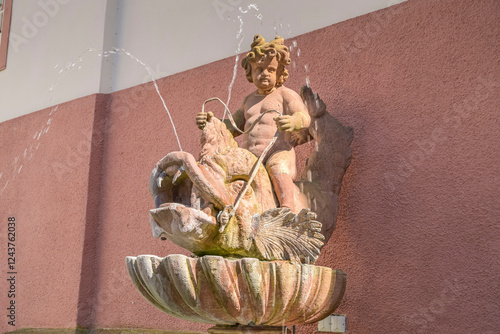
{"left": 126, "top": 254, "right": 346, "bottom": 326}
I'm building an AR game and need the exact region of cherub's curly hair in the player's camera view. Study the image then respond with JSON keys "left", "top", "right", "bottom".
{"left": 241, "top": 35, "right": 291, "bottom": 87}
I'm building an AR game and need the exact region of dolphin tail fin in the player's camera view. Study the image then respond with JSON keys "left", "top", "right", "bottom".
{"left": 253, "top": 208, "right": 325, "bottom": 264}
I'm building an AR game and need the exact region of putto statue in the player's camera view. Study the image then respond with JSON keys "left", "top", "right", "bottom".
{"left": 127, "top": 35, "right": 353, "bottom": 333}
{"left": 198, "top": 35, "right": 310, "bottom": 213}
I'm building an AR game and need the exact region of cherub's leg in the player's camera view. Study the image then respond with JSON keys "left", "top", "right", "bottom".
{"left": 266, "top": 149, "right": 297, "bottom": 212}
{"left": 270, "top": 173, "right": 296, "bottom": 211}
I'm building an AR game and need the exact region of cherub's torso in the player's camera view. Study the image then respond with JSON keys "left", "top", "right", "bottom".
{"left": 241, "top": 86, "right": 293, "bottom": 157}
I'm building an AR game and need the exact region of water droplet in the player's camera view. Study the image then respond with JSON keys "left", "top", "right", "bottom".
{"left": 47, "top": 118, "right": 52, "bottom": 125}
{"left": 256, "top": 13, "right": 263, "bottom": 20}
{"left": 17, "top": 166, "right": 23, "bottom": 174}
{"left": 304, "top": 64, "right": 309, "bottom": 72}
{"left": 293, "top": 40, "right": 297, "bottom": 48}
{"left": 292, "top": 61, "right": 296, "bottom": 69}
{"left": 1, "top": 180, "right": 10, "bottom": 196}
{"left": 305, "top": 77, "right": 310, "bottom": 87}
{"left": 297, "top": 49, "right": 301, "bottom": 57}
{"left": 51, "top": 47, "right": 184, "bottom": 152}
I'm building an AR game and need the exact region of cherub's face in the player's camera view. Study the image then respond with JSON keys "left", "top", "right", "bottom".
{"left": 250, "top": 56, "right": 279, "bottom": 93}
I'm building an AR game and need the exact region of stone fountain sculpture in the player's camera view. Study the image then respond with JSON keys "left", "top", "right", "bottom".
{"left": 126, "top": 35, "right": 353, "bottom": 333}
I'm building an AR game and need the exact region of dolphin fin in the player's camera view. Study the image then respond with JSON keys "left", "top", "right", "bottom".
{"left": 253, "top": 208, "right": 325, "bottom": 264}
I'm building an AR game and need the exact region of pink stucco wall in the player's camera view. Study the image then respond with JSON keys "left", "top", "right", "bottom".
{"left": 1, "top": 0, "right": 498, "bottom": 333}
{"left": 0, "top": 94, "right": 108, "bottom": 331}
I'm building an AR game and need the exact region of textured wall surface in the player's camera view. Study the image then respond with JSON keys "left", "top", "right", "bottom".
{"left": 0, "top": 94, "right": 108, "bottom": 331}
{"left": 1, "top": 0, "right": 499, "bottom": 333}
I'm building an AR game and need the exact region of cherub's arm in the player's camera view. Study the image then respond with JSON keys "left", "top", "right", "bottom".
{"left": 196, "top": 100, "right": 246, "bottom": 137}
{"left": 275, "top": 89, "right": 311, "bottom": 132}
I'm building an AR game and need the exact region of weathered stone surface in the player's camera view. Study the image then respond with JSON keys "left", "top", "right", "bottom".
{"left": 127, "top": 34, "right": 352, "bottom": 331}
{"left": 149, "top": 85, "right": 352, "bottom": 264}
{"left": 208, "top": 325, "right": 290, "bottom": 333}
{"left": 126, "top": 254, "right": 346, "bottom": 327}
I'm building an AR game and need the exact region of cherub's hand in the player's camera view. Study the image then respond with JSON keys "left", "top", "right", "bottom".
{"left": 274, "top": 114, "right": 303, "bottom": 132}
{"left": 196, "top": 111, "right": 214, "bottom": 130}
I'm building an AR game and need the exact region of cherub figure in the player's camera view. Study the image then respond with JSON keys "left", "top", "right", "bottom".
{"left": 197, "top": 35, "right": 310, "bottom": 212}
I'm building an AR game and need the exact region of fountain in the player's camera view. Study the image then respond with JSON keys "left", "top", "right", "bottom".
{"left": 126, "top": 34, "right": 353, "bottom": 333}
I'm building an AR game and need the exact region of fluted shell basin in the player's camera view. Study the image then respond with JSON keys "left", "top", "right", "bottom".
{"left": 126, "top": 254, "right": 346, "bottom": 326}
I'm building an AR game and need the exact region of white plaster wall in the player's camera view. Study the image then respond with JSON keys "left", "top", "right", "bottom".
{"left": 109, "top": 0, "right": 407, "bottom": 93}
{"left": 0, "top": 0, "right": 406, "bottom": 123}
{"left": 0, "top": 0, "right": 108, "bottom": 123}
